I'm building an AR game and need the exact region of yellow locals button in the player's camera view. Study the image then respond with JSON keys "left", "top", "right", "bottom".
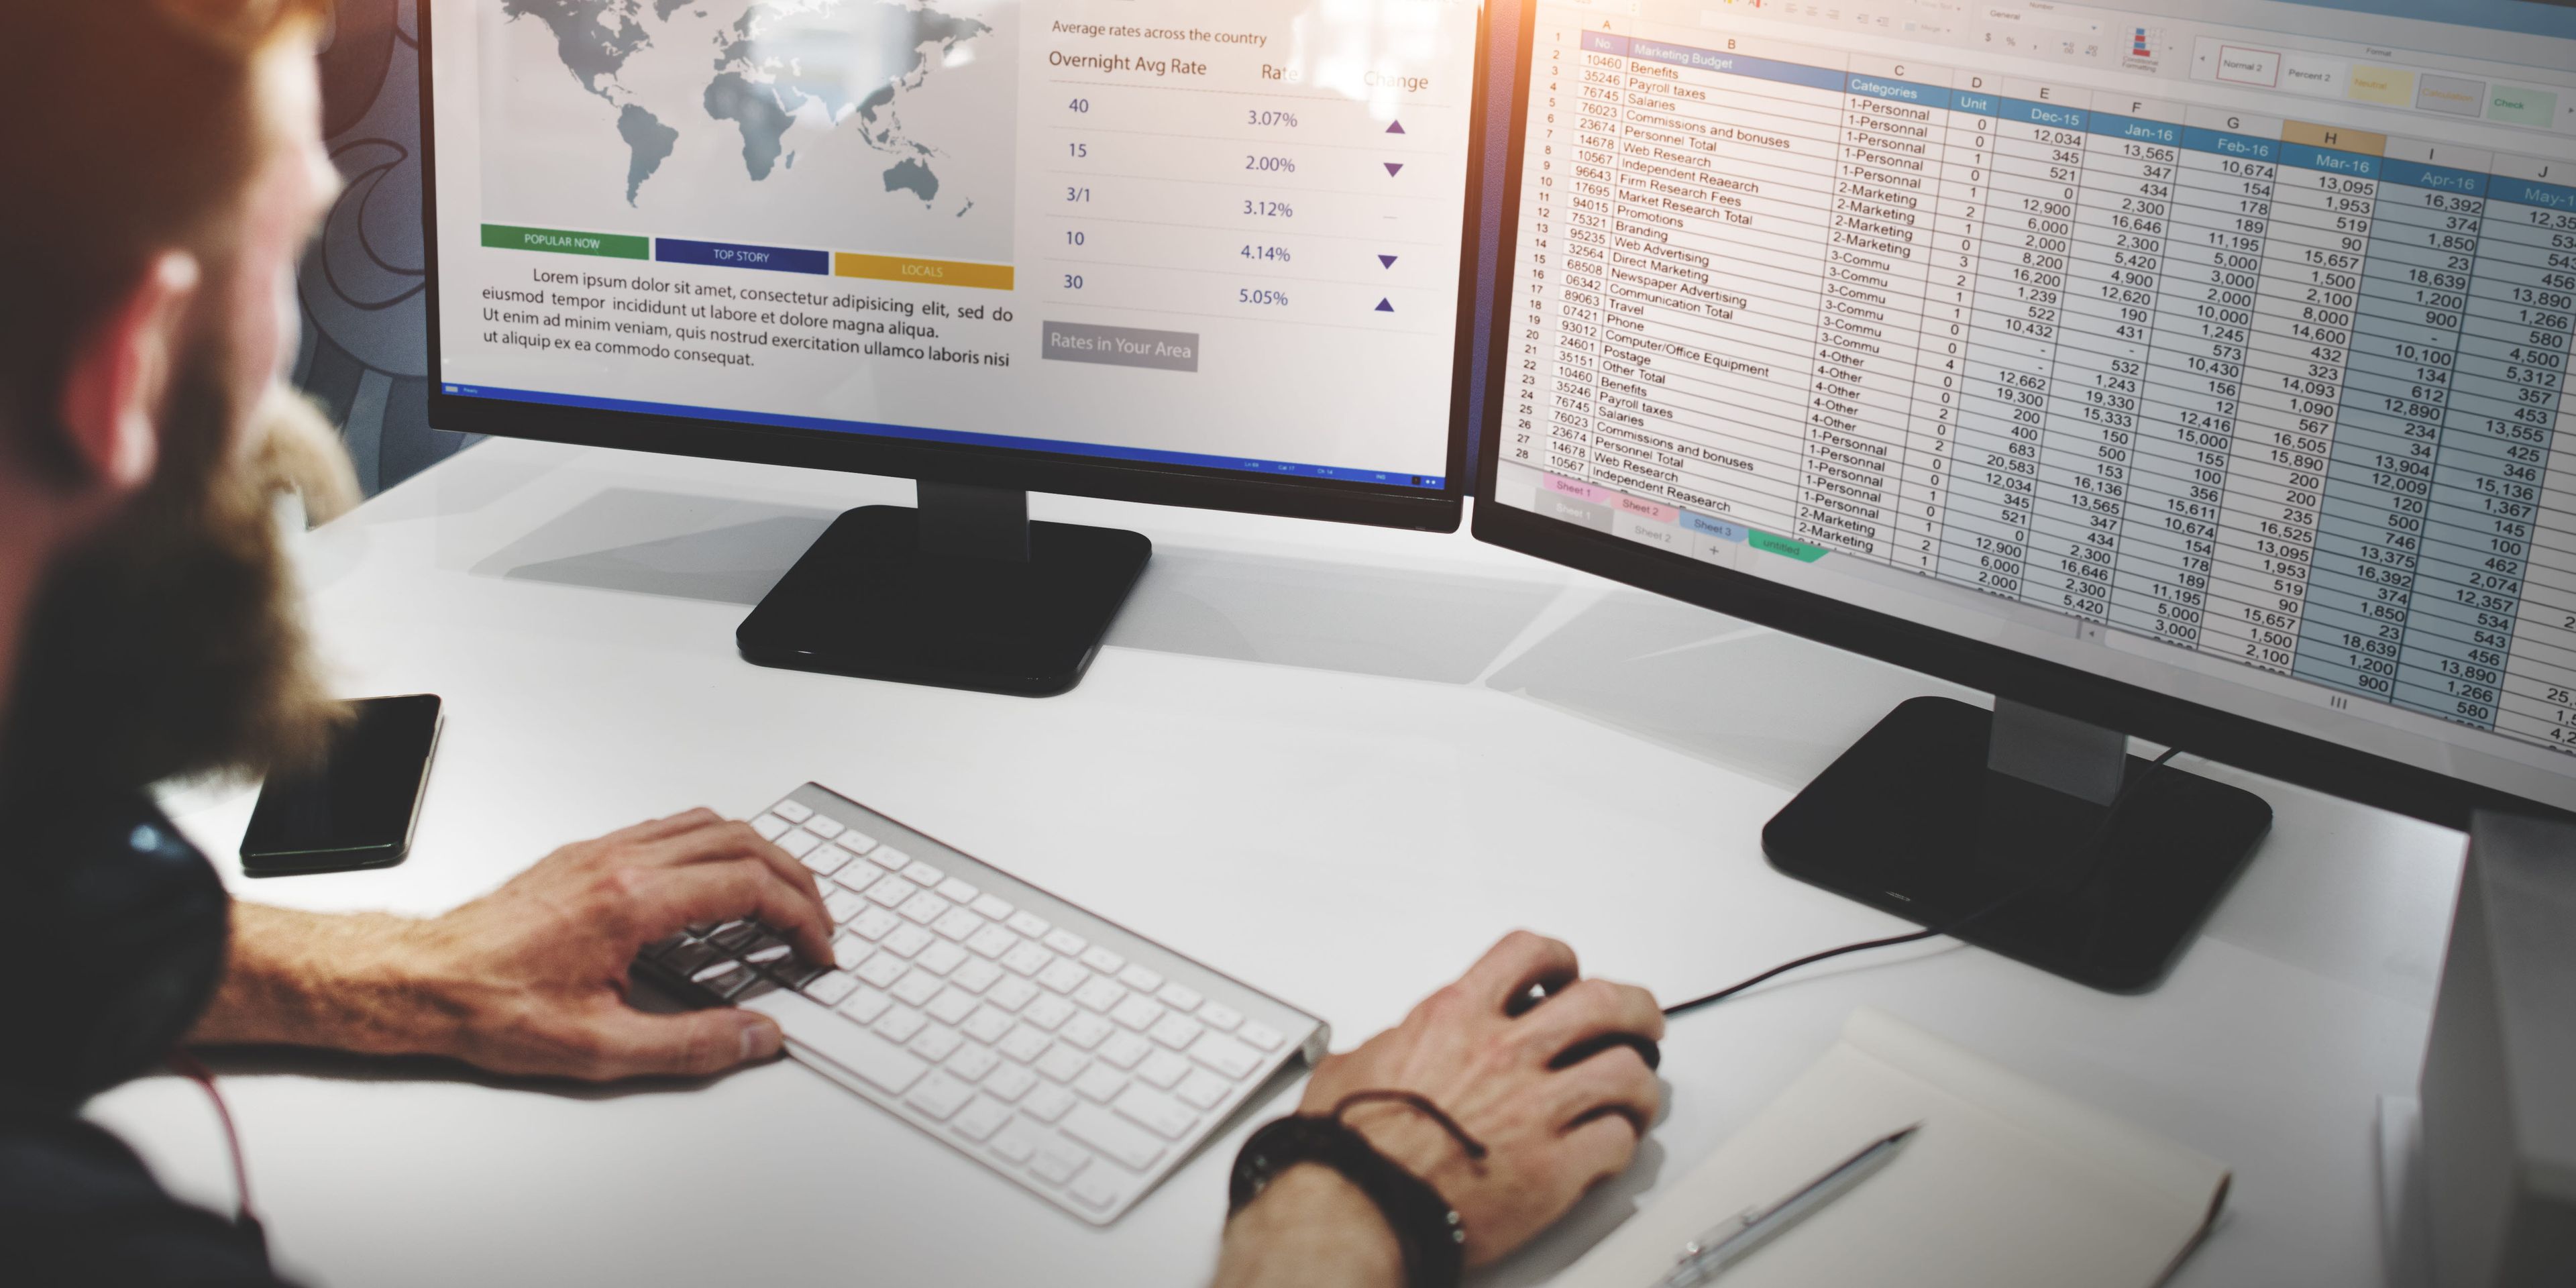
{"left": 834, "top": 253, "right": 1014, "bottom": 291}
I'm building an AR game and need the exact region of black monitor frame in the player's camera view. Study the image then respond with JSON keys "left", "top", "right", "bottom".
{"left": 416, "top": 3, "right": 1489, "bottom": 535}
{"left": 1470, "top": 0, "right": 2567, "bottom": 830}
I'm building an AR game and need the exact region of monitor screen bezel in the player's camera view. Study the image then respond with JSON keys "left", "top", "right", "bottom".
{"left": 417, "top": 1, "right": 1488, "bottom": 535}
{"left": 1470, "top": 0, "right": 2568, "bottom": 828}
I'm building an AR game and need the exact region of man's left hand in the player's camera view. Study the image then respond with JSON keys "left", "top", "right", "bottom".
{"left": 189, "top": 808, "right": 835, "bottom": 1081}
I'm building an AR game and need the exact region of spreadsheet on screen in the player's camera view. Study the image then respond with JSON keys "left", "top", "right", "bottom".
{"left": 1494, "top": 0, "right": 2576, "bottom": 808}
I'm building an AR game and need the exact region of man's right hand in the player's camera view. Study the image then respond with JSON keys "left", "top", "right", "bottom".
{"left": 1216, "top": 932, "right": 1664, "bottom": 1285}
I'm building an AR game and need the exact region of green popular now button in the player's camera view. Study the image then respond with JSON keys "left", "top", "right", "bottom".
{"left": 481, "top": 223, "right": 648, "bottom": 259}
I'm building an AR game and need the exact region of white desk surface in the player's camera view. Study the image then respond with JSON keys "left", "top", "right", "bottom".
{"left": 93, "top": 437, "right": 2465, "bottom": 1288}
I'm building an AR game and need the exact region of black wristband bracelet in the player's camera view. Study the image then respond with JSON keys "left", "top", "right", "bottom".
{"left": 1228, "top": 1092, "right": 1479, "bottom": 1288}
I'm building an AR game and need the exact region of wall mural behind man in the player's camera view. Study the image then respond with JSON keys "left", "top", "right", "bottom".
{"left": 292, "top": 0, "right": 474, "bottom": 496}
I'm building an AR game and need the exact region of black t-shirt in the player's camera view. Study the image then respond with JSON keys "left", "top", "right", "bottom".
{"left": 0, "top": 792, "right": 292, "bottom": 1287}
{"left": 0, "top": 1089, "right": 287, "bottom": 1287}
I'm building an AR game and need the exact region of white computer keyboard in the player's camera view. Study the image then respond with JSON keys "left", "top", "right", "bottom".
{"left": 631, "top": 784, "right": 1329, "bottom": 1224}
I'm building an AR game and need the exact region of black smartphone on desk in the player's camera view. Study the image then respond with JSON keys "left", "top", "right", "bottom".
{"left": 240, "top": 694, "right": 442, "bottom": 875}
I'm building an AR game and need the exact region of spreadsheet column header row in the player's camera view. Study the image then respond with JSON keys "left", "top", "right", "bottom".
{"left": 1575, "top": 30, "right": 2576, "bottom": 209}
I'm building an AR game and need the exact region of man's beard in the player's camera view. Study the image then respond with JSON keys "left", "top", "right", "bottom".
{"left": 0, "top": 350, "right": 347, "bottom": 819}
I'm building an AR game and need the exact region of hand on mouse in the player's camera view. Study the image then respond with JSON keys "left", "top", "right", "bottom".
{"left": 1217, "top": 930, "right": 1664, "bottom": 1283}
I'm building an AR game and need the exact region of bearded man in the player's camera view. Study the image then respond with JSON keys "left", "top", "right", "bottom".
{"left": 0, "top": 4, "right": 1666, "bottom": 1284}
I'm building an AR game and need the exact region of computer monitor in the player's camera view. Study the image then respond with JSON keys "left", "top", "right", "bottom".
{"left": 1477, "top": 0, "right": 2576, "bottom": 989}
{"left": 421, "top": 0, "right": 1486, "bottom": 694}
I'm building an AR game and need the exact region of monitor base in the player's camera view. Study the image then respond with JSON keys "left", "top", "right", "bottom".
{"left": 1762, "top": 696, "right": 2272, "bottom": 993}
{"left": 737, "top": 488, "right": 1150, "bottom": 697}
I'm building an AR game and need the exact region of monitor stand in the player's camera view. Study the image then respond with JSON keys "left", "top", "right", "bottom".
{"left": 1762, "top": 696, "right": 2273, "bottom": 992}
{"left": 737, "top": 482, "right": 1150, "bottom": 696}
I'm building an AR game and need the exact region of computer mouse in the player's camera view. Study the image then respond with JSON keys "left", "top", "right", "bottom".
{"left": 1548, "top": 1030, "right": 1662, "bottom": 1073}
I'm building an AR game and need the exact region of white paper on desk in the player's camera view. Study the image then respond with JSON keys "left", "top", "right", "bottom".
{"left": 1562, "top": 1008, "right": 2231, "bottom": 1288}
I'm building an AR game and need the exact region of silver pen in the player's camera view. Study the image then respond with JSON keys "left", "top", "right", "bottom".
{"left": 1651, "top": 1123, "right": 1921, "bottom": 1287}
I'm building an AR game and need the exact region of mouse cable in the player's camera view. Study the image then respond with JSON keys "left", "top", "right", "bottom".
{"left": 1661, "top": 745, "right": 2184, "bottom": 1020}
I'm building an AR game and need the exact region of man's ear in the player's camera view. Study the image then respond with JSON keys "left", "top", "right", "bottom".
{"left": 55, "top": 251, "right": 203, "bottom": 492}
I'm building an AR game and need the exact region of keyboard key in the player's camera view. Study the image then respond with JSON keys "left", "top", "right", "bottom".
{"left": 1006, "top": 910, "right": 1051, "bottom": 938}
{"left": 915, "top": 940, "right": 968, "bottom": 977}
{"left": 936, "top": 877, "right": 980, "bottom": 904}
{"left": 1097, "top": 1031, "right": 1150, "bottom": 1071}
{"left": 997, "top": 1024, "right": 1053, "bottom": 1063}
{"left": 932, "top": 908, "right": 986, "bottom": 942}
{"left": 1067, "top": 1171, "right": 1125, "bottom": 1213}
{"left": 802, "top": 844, "right": 853, "bottom": 876}
{"left": 824, "top": 890, "right": 867, "bottom": 924}
{"left": 982, "top": 1063, "right": 1038, "bottom": 1104}
{"left": 744, "top": 990, "right": 922, "bottom": 1096}
{"left": 839, "top": 829, "right": 878, "bottom": 855}
{"left": 742, "top": 942, "right": 793, "bottom": 965}
{"left": 839, "top": 987, "right": 893, "bottom": 1026}
{"left": 1042, "top": 928, "right": 1089, "bottom": 957}
{"left": 1079, "top": 946, "right": 1127, "bottom": 975}
{"left": 775, "top": 830, "right": 822, "bottom": 860}
{"left": 802, "top": 970, "right": 859, "bottom": 1006}
{"left": 1157, "top": 982, "right": 1205, "bottom": 1012}
{"left": 947, "top": 1042, "right": 998, "bottom": 1083}
{"left": 771, "top": 801, "right": 813, "bottom": 823}
{"left": 905, "top": 1071, "right": 973, "bottom": 1121}
{"left": 925, "top": 987, "right": 979, "bottom": 1026}
{"left": 1035, "top": 1046, "right": 1090, "bottom": 1083}
{"left": 854, "top": 953, "right": 908, "bottom": 989}
{"left": 1148, "top": 1014, "right": 1206, "bottom": 1051}
{"left": 1238, "top": 1021, "right": 1286, "bottom": 1053}
{"left": 950, "top": 959, "right": 1003, "bottom": 994}
{"left": 960, "top": 1006, "right": 1014, "bottom": 1045}
{"left": 989, "top": 1127, "right": 1039, "bottom": 1165}
{"left": 1112, "top": 1084, "right": 1200, "bottom": 1142}
{"left": 1175, "top": 1069, "right": 1232, "bottom": 1110}
{"left": 970, "top": 893, "right": 1015, "bottom": 921}
{"left": 881, "top": 924, "right": 934, "bottom": 958}
{"left": 908, "top": 1024, "right": 961, "bottom": 1063}
{"left": 986, "top": 977, "right": 1040, "bottom": 1012}
{"left": 1072, "top": 977, "right": 1126, "bottom": 1014}
{"left": 1188, "top": 1033, "right": 1260, "bottom": 1081}
{"left": 1000, "top": 943, "right": 1051, "bottom": 977}
{"left": 1023, "top": 995, "right": 1075, "bottom": 1030}
{"left": 828, "top": 863, "right": 879, "bottom": 894}
{"left": 951, "top": 1095, "right": 1011, "bottom": 1142}
{"left": 1118, "top": 964, "right": 1167, "bottom": 994}
{"left": 1062, "top": 1103, "right": 1164, "bottom": 1171}
{"left": 1197, "top": 1002, "right": 1244, "bottom": 1032}
{"left": 865, "top": 876, "right": 919, "bottom": 908}
{"left": 1023, "top": 1084, "right": 1076, "bottom": 1124}
{"left": 875, "top": 1006, "right": 926, "bottom": 1044}
{"left": 904, "top": 860, "right": 945, "bottom": 886}
{"left": 890, "top": 972, "right": 943, "bottom": 1009}
{"left": 750, "top": 814, "right": 792, "bottom": 841}
{"left": 708, "top": 922, "right": 763, "bottom": 953}
{"left": 848, "top": 907, "right": 902, "bottom": 942}
{"left": 966, "top": 925, "right": 1020, "bottom": 959}
{"left": 694, "top": 962, "right": 759, "bottom": 1000}
{"left": 1136, "top": 1050, "right": 1191, "bottom": 1090}
{"left": 659, "top": 939, "right": 722, "bottom": 977}
{"left": 830, "top": 931, "right": 866, "bottom": 964}
{"left": 1057, "top": 1012, "right": 1112, "bottom": 1051}
{"left": 1036, "top": 959, "right": 1089, "bottom": 995}
{"left": 1072, "top": 1065, "right": 1130, "bottom": 1106}
{"left": 800, "top": 816, "right": 842, "bottom": 840}
{"left": 870, "top": 845, "right": 911, "bottom": 871}
{"left": 1030, "top": 1140, "right": 1087, "bottom": 1184}
{"left": 899, "top": 892, "right": 952, "bottom": 925}
{"left": 1110, "top": 996, "right": 1167, "bottom": 1032}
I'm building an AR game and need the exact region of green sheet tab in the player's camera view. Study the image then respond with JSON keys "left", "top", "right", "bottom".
{"left": 1748, "top": 529, "right": 1829, "bottom": 562}
{"left": 481, "top": 223, "right": 648, "bottom": 259}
